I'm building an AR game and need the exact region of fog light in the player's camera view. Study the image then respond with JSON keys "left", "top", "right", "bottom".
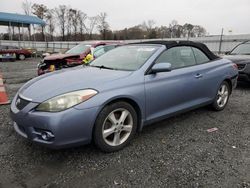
{"left": 41, "top": 131, "right": 54, "bottom": 141}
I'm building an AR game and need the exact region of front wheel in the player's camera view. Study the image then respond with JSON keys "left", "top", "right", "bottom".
{"left": 211, "top": 81, "right": 230, "bottom": 111}
{"left": 93, "top": 102, "right": 137, "bottom": 152}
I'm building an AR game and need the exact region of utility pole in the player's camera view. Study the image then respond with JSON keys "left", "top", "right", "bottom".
{"left": 218, "top": 28, "right": 224, "bottom": 54}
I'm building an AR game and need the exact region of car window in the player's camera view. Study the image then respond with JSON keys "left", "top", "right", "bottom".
{"left": 94, "top": 45, "right": 117, "bottom": 58}
{"left": 92, "top": 45, "right": 104, "bottom": 55}
{"left": 230, "top": 43, "right": 250, "bottom": 55}
{"left": 66, "top": 44, "right": 91, "bottom": 54}
{"left": 104, "top": 45, "right": 116, "bottom": 51}
{"left": 155, "top": 46, "right": 196, "bottom": 69}
{"left": 192, "top": 47, "right": 210, "bottom": 64}
{"left": 93, "top": 46, "right": 105, "bottom": 57}
{"left": 90, "top": 45, "right": 159, "bottom": 71}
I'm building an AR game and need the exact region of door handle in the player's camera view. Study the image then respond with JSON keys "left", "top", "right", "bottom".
{"left": 195, "top": 73, "right": 203, "bottom": 79}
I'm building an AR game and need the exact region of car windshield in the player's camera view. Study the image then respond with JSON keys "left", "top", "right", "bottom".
{"left": 89, "top": 45, "right": 159, "bottom": 71}
{"left": 93, "top": 45, "right": 104, "bottom": 53}
{"left": 66, "top": 44, "right": 91, "bottom": 54}
{"left": 230, "top": 43, "right": 250, "bottom": 55}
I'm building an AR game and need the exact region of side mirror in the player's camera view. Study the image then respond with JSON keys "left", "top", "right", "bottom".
{"left": 151, "top": 63, "right": 172, "bottom": 73}
{"left": 225, "top": 51, "right": 230, "bottom": 55}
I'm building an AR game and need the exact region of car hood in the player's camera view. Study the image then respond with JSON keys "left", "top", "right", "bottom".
{"left": 223, "top": 55, "right": 250, "bottom": 64}
{"left": 19, "top": 67, "right": 132, "bottom": 103}
{"left": 44, "top": 53, "right": 80, "bottom": 61}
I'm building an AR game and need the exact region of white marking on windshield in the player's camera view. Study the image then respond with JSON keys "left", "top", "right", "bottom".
{"left": 137, "top": 48, "right": 156, "bottom": 52}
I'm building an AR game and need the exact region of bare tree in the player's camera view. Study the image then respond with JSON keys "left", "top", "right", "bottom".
{"left": 157, "top": 26, "right": 171, "bottom": 38}
{"left": 32, "top": 4, "right": 48, "bottom": 40}
{"left": 32, "top": 4, "right": 48, "bottom": 20}
{"left": 55, "top": 5, "right": 67, "bottom": 41}
{"left": 66, "top": 7, "right": 74, "bottom": 40}
{"left": 141, "top": 20, "right": 156, "bottom": 38}
{"left": 22, "top": 0, "right": 32, "bottom": 15}
{"left": 127, "top": 25, "right": 145, "bottom": 39}
{"left": 192, "top": 25, "right": 206, "bottom": 37}
{"left": 97, "top": 12, "right": 110, "bottom": 40}
{"left": 87, "top": 16, "right": 98, "bottom": 39}
{"left": 183, "top": 23, "right": 194, "bottom": 38}
{"left": 78, "top": 11, "right": 87, "bottom": 40}
{"left": 22, "top": 0, "right": 33, "bottom": 40}
{"left": 45, "top": 9, "right": 55, "bottom": 41}
{"left": 168, "top": 20, "right": 178, "bottom": 38}
{"left": 69, "top": 9, "right": 79, "bottom": 41}
{"left": 142, "top": 20, "right": 155, "bottom": 31}
{"left": 14, "top": 4, "right": 211, "bottom": 41}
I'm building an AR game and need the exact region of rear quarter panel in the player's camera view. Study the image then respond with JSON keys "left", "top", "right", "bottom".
{"left": 201, "top": 58, "right": 238, "bottom": 99}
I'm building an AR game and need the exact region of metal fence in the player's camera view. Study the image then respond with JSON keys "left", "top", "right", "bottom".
{"left": 1, "top": 34, "right": 250, "bottom": 54}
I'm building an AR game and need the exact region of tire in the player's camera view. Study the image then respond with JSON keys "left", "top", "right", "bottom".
{"left": 211, "top": 81, "right": 231, "bottom": 111}
{"left": 19, "top": 54, "right": 26, "bottom": 60}
{"left": 93, "top": 101, "right": 138, "bottom": 152}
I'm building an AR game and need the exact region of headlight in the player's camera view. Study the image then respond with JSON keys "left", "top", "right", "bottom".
{"left": 36, "top": 89, "right": 98, "bottom": 112}
{"left": 37, "top": 59, "right": 44, "bottom": 68}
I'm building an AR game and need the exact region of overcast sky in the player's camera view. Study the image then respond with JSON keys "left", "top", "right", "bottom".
{"left": 0, "top": 0, "right": 250, "bottom": 35}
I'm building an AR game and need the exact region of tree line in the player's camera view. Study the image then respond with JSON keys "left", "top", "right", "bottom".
{"left": 1, "top": 1, "right": 207, "bottom": 41}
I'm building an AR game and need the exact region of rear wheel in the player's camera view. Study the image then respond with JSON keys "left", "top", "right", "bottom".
{"left": 211, "top": 81, "right": 230, "bottom": 111}
{"left": 94, "top": 102, "right": 137, "bottom": 152}
{"left": 18, "top": 54, "right": 26, "bottom": 60}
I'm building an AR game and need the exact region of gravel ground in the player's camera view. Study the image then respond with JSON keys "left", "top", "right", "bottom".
{"left": 0, "top": 58, "right": 250, "bottom": 188}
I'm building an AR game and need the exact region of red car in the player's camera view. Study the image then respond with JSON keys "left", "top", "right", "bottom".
{"left": 0, "top": 45, "right": 32, "bottom": 60}
{"left": 37, "top": 41, "right": 123, "bottom": 75}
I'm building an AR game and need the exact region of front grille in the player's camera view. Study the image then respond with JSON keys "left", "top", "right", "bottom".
{"left": 237, "top": 64, "right": 246, "bottom": 70}
{"left": 16, "top": 96, "right": 30, "bottom": 110}
{"left": 43, "top": 59, "right": 67, "bottom": 70}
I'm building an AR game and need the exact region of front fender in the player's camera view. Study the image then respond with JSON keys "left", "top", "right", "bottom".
{"left": 74, "top": 79, "right": 146, "bottom": 119}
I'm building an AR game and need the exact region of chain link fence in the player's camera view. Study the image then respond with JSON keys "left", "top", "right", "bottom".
{"left": 1, "top": 34, "right": 250, "bottom": 54}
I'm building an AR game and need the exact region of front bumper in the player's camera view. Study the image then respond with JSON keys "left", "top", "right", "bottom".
{"left": 237, "top": 63, "right": 250, "bottom": 82}
{"left": 10, "top": 94, "right": 100, "bottom": 149}
{"left": 238, "top": 73, "right": 250, "bottom": 82}
{"left": 37, "top": 68, "right": 53, "bottom": 76}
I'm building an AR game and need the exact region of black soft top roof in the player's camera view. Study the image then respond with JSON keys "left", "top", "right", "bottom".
{"left": 135, "top": 40, "right": 218, "bottom": 60}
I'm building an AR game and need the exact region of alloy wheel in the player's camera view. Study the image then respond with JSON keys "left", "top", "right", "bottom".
{"left": 19, "top": 54, "right": 25, "bottom": 60}
{"left": 102, "top": 108, "right": 133, "bottom": 146}
{"left": 217, "top": 84, "right": 229, "bottom": 108}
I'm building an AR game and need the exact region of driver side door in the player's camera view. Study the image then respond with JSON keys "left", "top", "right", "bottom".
{"left": 144, "top": 46, "right": 202, "bottom": 123}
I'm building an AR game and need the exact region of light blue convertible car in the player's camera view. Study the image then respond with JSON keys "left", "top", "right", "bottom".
{"left": 10, "top": 41, "right": 238, "bottom": 152}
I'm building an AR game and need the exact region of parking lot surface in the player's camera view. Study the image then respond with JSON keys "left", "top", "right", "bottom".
{"left": 0, "top": 58, "right": 250, "bottom": 188}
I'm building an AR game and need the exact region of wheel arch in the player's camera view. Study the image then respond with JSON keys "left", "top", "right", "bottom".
{"left": 224, "top": 78, "right": 233, "bottom": 94}
{"left": 97, "top": 96, "right": 143, "bottom": 133}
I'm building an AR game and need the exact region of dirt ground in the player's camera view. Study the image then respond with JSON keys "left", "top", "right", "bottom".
{"left": 0, "top": 58, "right": 249, "bottom": 188}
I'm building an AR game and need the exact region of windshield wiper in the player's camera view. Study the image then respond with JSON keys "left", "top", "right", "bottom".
{"left": 230, "top": 53, "right": 250, "bottom": 55}
{"left": 88, "top": 65, "right": 115, "bottom": 70}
